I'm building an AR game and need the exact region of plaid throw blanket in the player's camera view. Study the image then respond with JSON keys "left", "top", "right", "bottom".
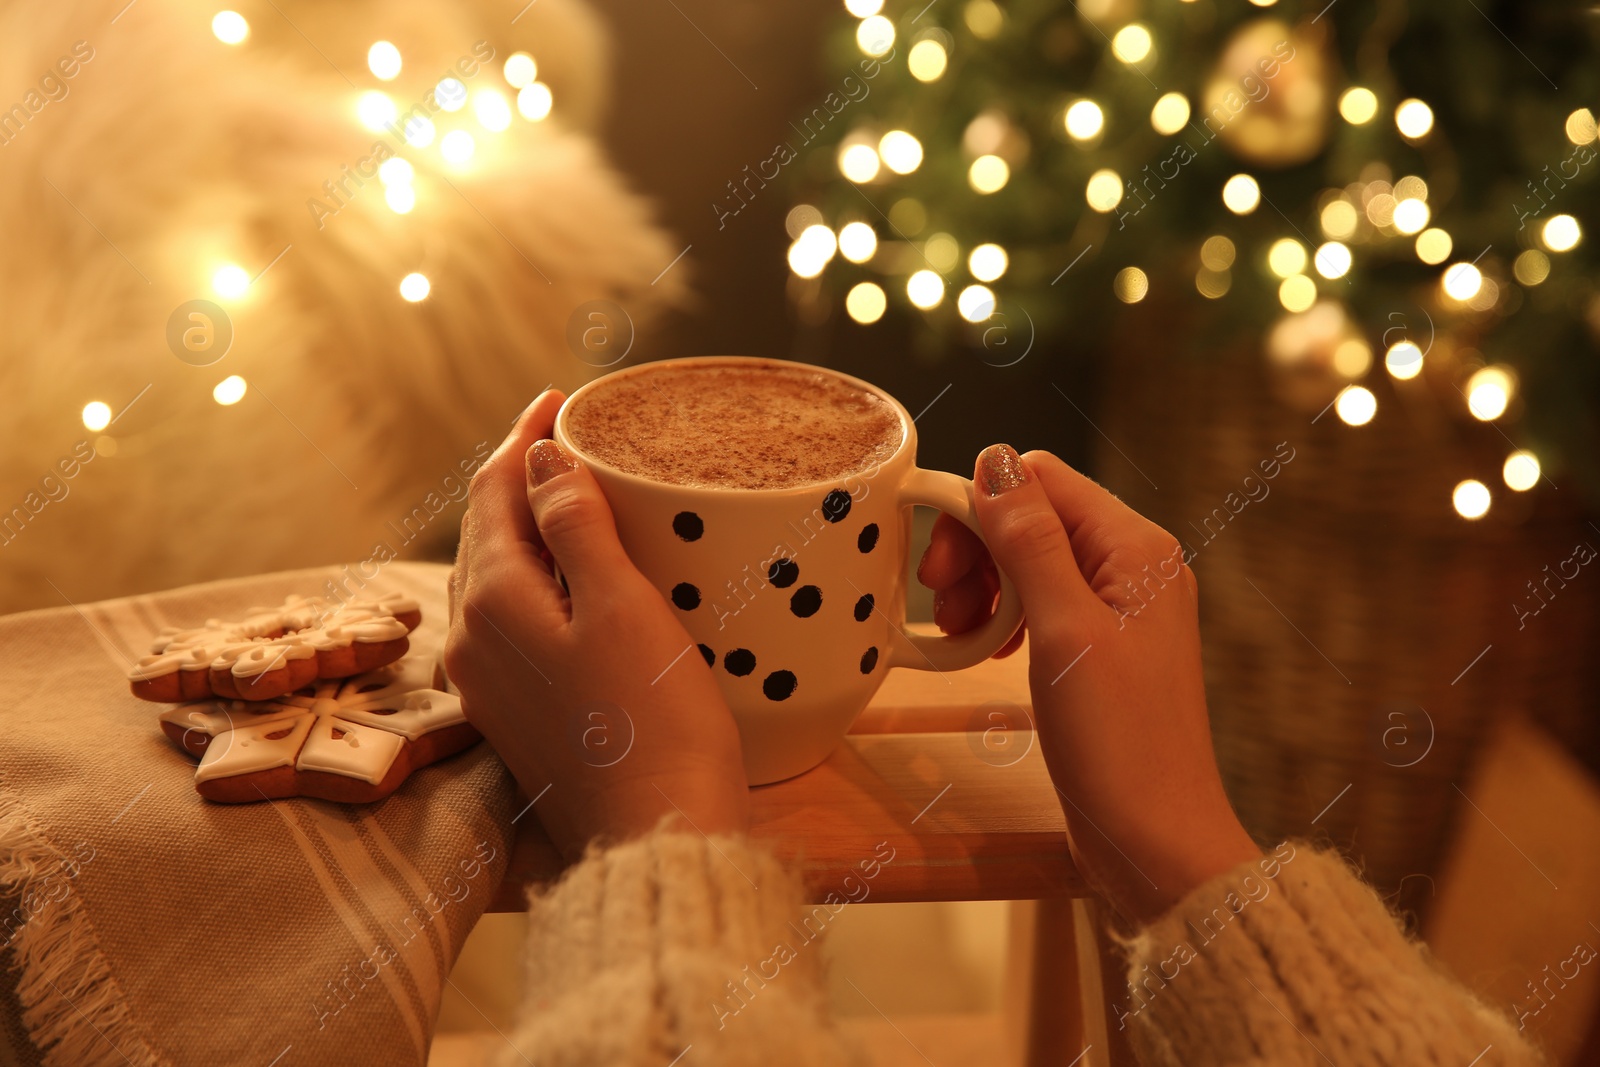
{"left": 0, "top": 563, "right": 516, "bottom": 1067}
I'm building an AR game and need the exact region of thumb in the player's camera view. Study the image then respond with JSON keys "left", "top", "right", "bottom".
{"left": 972, "top": 444, "right": 1104, "bottom": 640}
{"left": 525, "top": 439, "right": 638, "bottom": 606}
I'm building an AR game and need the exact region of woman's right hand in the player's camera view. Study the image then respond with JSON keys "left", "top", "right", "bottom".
{"left": 921, "top": 445, "right": 1260, "bottom": 925}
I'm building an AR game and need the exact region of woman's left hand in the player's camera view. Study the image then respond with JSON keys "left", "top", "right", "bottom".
{"left": 444, "top": 390, "right": 749, "bottom": 862}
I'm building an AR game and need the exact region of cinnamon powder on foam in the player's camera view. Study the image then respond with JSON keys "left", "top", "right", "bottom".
{"left": 565, "top": 363, "right": 904, "bottom": 490}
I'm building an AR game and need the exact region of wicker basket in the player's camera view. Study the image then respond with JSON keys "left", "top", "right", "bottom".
{"left": 1094, "top": 328, "right": 1600, "bottom": 917}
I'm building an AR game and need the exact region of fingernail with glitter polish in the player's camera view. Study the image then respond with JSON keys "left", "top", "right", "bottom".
{"left": 978, "top": 444, "right": 1029, "bottom": 497}
{"left": 527, "top": 439, "right": 578, "bottom": 487}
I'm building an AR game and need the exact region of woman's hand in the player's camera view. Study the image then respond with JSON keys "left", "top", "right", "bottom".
{"left": 444, "top": 390, "right": 749, "bottom": 862}
{"left": 920, "top": 445, "right": 1259, "bottom": 925}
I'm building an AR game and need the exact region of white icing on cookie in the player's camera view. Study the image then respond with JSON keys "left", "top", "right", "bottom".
{"left": 128, "top": 592, "right": 419, "bottom": 682}
{"left": 194, "top": 713, "right": 315, "bottom": 783}
{"left": 215, "top": 640, "right": 317, "bottom": 678}
{"left": 297, "top": 716, "right": 406, "bottom": 785}
{"left": 160, "top": 649, "right": 465, "bottom": 787}
{"left": 159, "top": 701, "right": 301, "bottom": 740}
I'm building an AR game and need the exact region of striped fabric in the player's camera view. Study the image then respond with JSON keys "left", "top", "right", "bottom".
{"left": 0, "top": 563, "right": 516, "bottom": 1067}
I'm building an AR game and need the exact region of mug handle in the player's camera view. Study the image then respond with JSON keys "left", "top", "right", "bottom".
{"left": 889, "top": 467, "right": 1025, "bottom": 672}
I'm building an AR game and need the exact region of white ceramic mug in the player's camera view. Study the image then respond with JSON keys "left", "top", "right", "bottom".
{"left": 554, "top": 356, "right": 1023, "bottom": 784}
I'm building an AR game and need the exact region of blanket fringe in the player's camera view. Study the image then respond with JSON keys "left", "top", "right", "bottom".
{"left": 0, "top": 788, "right": 167, "bottom": 1067}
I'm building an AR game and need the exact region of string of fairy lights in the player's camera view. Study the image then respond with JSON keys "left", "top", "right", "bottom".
{"left": 77, "top": 10, "right": 556, "bottom": 445}
{"left": 788, "top": 0, "right": 1595, "bottom": 520}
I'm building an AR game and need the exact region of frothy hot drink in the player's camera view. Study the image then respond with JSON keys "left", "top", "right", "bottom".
{"left": 564, "top": 361, "right": 905, "bottom": 490}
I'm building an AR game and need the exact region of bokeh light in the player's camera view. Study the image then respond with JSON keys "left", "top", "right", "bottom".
{"left": 1111, "top": 24, "right": 1152, "bottom": 64}
{"left": 838, "top": 222, "right": 878, "bottom": 263}
{"left": 358, "top": 91, "right": 397, "bottom": 132}
{"left": 503, "top": 53, "right": 538, "bottom": 88}
{"left": 1150, "top": 93, "right": 1190, "bottom": 135}
{"left": 1267, "top": 239, "right": 1307, "bottom": 278}
{"left": 1392, "top": 198, "right": 1429, "bottom": 234}
{"left": 385, "top": 183, "right": 416, "bottom": 213}
{"left": 1065, "top": 100, "right": 1105, "bottom": 141}
{"left": 1452, "top": 479, "right": 1490, "bottom": 519}
{"left": 839, "top": 143, "right": 881, "bottom": 183}
{"left": 969, "top": 154, "right": 1010, "bottom": 193}
{"left": 1222, "top": 174, "right": 1260, "bottom": 214}
{"left": 1395, "top": 98, "right": 1434, "bottom": 139}
{"left": 1201, "top": 235, "right": 1236, "bottom": 270}
{"left": 212, "top": 11, "right": 249, "bottom": 45}
{"left": 368, "top": 41, "right": 402, "bottom": 81}
{"left": 845, "top": 281, "right": 887, "bottom": 323}
{"left": 1314, "top": 242, "right": 1352, "bottom": 279}
{"left": 857, "top": 15, "right": 895, "bottom": 56}
{"left": 907, "top": 269, "right": 945, "bottom": 309}
{"left": 399, "top": 273, "right": 431, "bottom": 302}
{"left": 475, "top": 90, "right": 513, "bottom": 132}
{"left": 1542, "top": 214, "right": 1581, "bottom": 252}
{"left": 440, "top": 130, "right": 475, "bottom": 165}
{"left": 213, "top": 375, "right": 248, "bottom": 405}
{"left": 787, "top": 225, "right": 838, "bottom": 278}
{"left": 957, "top": 284, "right": 996, "bottom": 322}
{"left": 517, "top": 83, "right": 554, "bottom": 121}
{"left": 1333, "top": 339, "right": 1372, "bottom": 378}
{"left": 879, "top": 130, "right": 924, "bottom": 174}
{"left": 1114, "top": 267, "right": 1148, "bottom": 303}
{"left": 908, "top": 40, "right": 948, "bottom": 82}
{"left": 436, "top": 78, "right": 468, "bottom": 112}
{"left": 81, "top": 401, "right": 112, "bottom": 432}
{"left": 378, "top": 157, "right": 414, "bottom": 186}
{"left": 1320, "top": 199, "right": 1358, "bottom": 240}
{"left": 403, "top": 115, "right": 435, "bottom": 147}
{"left": 923, "top": 232, "right": 960, "bottom": 272}
{"left": 1441, "top": 262, "right": 1482, "bottom": 302}
{"left": 1278, "top": 274, "right": 1316, "bottom": 312}
{"left": 1335, "top": 385, "right": 1376, "bottom": 426}
{"left": 1415, "top": 228, "right": 1452, "bottom": 264}
{"left": 1503, "top": 451, "right": 1541, "bottom": 491}
{"left": 212, "top": 264, "right": 250, "bottom": 299}
{"left": 1196, "top": 268, "right": 1231, "bottom": 299}
{"left": 964, "top": 0, "right": 1002, "bottom": 38}
{"left": 969, "top": 243, "right": 1008, "bottom": 281}
{"left": 1513, "top": 249, "right": 1550, "bottom": 285}
{"left": 1085, "top": 168, "right": 1123, "bottom": 211}
{"left": 1385, "top": 341, "right": 1423, "bottom": 380}
{"left": 1467, "top": 366, "right": 1513, "bottom": 420}
{"left": 1564, "top": 108, "right": 1596, "bottom": 146}
{"left": 1338, "top": 87, "right": 1377, "bottom": 125}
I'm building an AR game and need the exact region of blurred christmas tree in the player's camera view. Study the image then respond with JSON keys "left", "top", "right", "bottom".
{"left": 784, "top": 0, "right": 1600, "bottom": 512}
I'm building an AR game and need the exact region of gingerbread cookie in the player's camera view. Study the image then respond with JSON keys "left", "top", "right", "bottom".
{"left": 158, "top": 650, "right": 480, "bottom": 804}
{"left": 128, "top": 593, "right": 423, "bottom": 703}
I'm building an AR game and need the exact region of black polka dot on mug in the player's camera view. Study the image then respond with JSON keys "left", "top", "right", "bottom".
{"left": 671, "top": 583, "right": 701, "bottom": 610}
{"left": 763, "top": 670, "right": 798, "bottom": 701}
{"left": 698, "top": 643, "right": 714, "bottom": 666}
{"left": 858, "top": 523, "right": 879, "bottom": 553}
{"left": 853, "top": 594, "right": 874, "bottom": 622}
{"left": 822, "top": 489, "right": 852, "bottom": 524}
{"left": 860, "top": 647, "right": 879, "bottom": 674}
{"left": 673, "top": 511, "right": 704, "bottom": 542}
{"left": 723, "top": 648, "right": 756, "bottom": 676}
{"left": 790, "top": 585, "right": 822, "bottom": 618}
{"left": 768, "top": 558, "right": 799, "bottom": 588}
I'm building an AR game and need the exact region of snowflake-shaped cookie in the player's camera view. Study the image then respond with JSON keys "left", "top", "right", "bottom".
{"left": 158, "top": 650, "right": 480, "bottom": 804}
{"left": 129, "top": 592, "right": 422, "bottom": 703}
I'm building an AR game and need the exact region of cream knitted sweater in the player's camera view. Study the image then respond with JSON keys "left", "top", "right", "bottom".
{"left": 499, "top": 832, "right": 1541, "bottom": 1067}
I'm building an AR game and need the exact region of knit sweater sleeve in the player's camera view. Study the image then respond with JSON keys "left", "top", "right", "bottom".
{"left": 1119, "top": 842, "right": 1544, "bottom": 1066}
{"left": 498, "top": 827, "right": 867, "bottom": 1067}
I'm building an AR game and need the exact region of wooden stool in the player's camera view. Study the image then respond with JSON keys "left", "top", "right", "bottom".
{"left": 492, "top": 633, "right": 1132, "bottom": 1066}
